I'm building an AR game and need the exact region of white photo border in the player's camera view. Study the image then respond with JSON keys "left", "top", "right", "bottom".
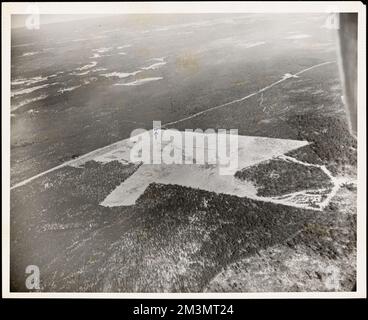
{"left": 2, "top": 1, "right": 366, "bottom": 299}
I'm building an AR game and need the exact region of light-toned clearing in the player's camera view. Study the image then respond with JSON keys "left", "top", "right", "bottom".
{"left": 71, "top": 68, "right": 107, "bottom": 76}
{"left": 76, "top": 61, "right": 98, "bottom": 71}
{"left": 115, "top": 77, "right": 163, "bottom": 86}
{"left": 101, "top": 71, "right": 141, "bottom": 79}
{"left": 22, "top": 51, "right": 39, "bottom": 57}
{"left": 11, "top": 76, "right": 48, "bottom": 86}
{"left": 140, "top": 61, "right": 167, "bottom": 70}
{"left": 11, "top": 72, "right": 63, "bottom": 87}
{"left": 11, "top": 94, "right": 48, "bottom": 111}
{"left": 27, "top": 109, "right": 39, "bottom": 114}
{"left": 11, "top": 83, "right": 57, "bottom": 97}
{"left": 117, "top": 45, "right": 132, "bottom": 49}
{"left": 92, "top": 68, "right": 107, "bottom": 72}
{"left": 57, "top": 85, "right": 81, "bottom": 93}
{"left": 71, "top": 129, "right": 348, "bottom": 211}
{"left": 149, "top": 57, "right": 166, "bottom": 62}
{"left": 89, "top": 53, "right": 101, "bottom": 59}
{"left": 68, "top": 130, "right": 309, "bottom": 208}
{"left": 92, "top": 47, "right": 113, "bottom": 54}
{"left": 48, "top": 71, "right": 64, "bottom": 78}
{"left": 282, "top": 73, "right": 299, "bottom": 80}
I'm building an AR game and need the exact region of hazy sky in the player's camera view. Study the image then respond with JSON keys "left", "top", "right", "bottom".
{"left": 11, "top": 14, "right": 110, "bottom": 29}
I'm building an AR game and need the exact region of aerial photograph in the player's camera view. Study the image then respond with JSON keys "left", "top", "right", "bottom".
{"left": 9, "top": 12, "right": 357, "bottom": 293}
